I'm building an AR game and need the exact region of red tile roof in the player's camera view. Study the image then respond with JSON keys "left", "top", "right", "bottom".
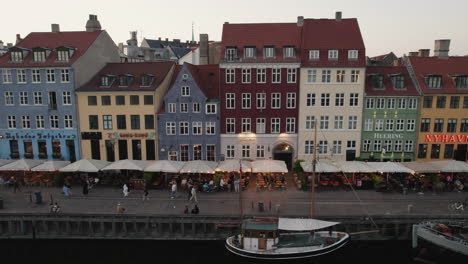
{"left": 0, "top": 31, "right": 103, "bottom": 67}
{"left": 77, "top": 61, "right": 175, "bottom": 92}
{"left": 408, "top": 56, "right": 468, "bottom": 94}
{"left": 365, "top": 66, "right": 419, "bottom": 96}
{"left": 185, "top": 63, "right": 219, "bottom": 99}
{"left": 370, "top": 54, "right": 390, "bottom": 61}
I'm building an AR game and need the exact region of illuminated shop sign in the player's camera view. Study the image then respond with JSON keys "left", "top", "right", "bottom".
{"left": 2, "top": 132, "right": 75, "bottom": 140}
{"left": 373, "top": 133, "right": 404, "bottom": 139}
{"left": 424, "top": 134, "right": 468, "bottom": 143}
{"left": 107, "top": 132, "right": 156, "bottom": 139}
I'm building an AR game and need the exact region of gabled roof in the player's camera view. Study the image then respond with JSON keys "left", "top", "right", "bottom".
{"left": 185, "top": 63, "right": 219, "bottom": 99}
{"left": 365, "top": 66, "right": 418, "bottom": 96}
{"left": 408, "top": 56, "right": 468, "bottom": 94}
{"left": 170, "top": 46, "right": 191, "bottom": 59}
{"left": 0, "top": 31, "right": 103, "bottom": 67}
{"left": 77, "top": 61, "right": 174, "bottom": 92}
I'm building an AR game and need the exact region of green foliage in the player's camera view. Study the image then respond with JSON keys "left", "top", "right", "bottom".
{"left": 370, "top": 173, "right": 383, "bottom": 188}
{"left": 214, "top": 171, "right": 222, "bottom": 185}
{"left": 294, "top": 159, "right": 304, "bottom": 173}
{"left": 143, "top": 172, "right": 155, "bottom": 184}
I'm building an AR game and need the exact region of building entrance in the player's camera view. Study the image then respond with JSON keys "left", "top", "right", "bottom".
{"left": 273, "top": 144, "right": 293, "bottom": 170}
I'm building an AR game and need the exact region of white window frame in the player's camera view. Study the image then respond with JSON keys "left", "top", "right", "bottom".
{"left": 181, "top": 86, "right": 190, "bottom": 96}
{"left": 180, "top": 103, "right": 188, "bottom": 113}
{"left": 226, "top": 118, "right": 235, "bottom": 134}
{"left": 396, "top": 119, "right": 405, "bottom": 131}
{"left": 256, "top": 118, "right": 265, "bottom": 134}
{"left": 375, "top": 119, "right": 384, "bottom": 131}
{"left": 408, "top": 98, "right": 418, "bottom": 109}
{"left": 242, "top": 118, "right": 251, "bottom": 133}
{"left": 387, "top": 98, "right": 395, "bottom": 109}
{"left": 32, "top": 69, "right": 41, "bottom": 83}
{"left": 405, "top": 140, "right": 413, "bottom": 152}
{"left": 192, "top": 121, "right": 202, "bottom": 135}
{"left": 33, "top": 91, "right": 43, "bottom": 105}
{"left": 321, "top": 93, "right": 330, "bottom": 106}
{"left": 366, "top": 98, "right": 375, "bottom": 109}
{"left": 64, "top": 115, "right": 73, "bottom": 129}
{"left": 328, "top": 50, "right": 338, "bottom": 60}
{"left": 242, "top": 145, "right": 250, "bottom": 158}
{"left": 335, "top": 93, "right": 344, "bottom": 107}
{"left": 305, "top": 140, "right": 314, "bottom": 154}
{"left": 306, "top": 93, "right": 315, "bottom": 107}
{"left": 17, "top": 69, "right": 26, "bottom": 84}
{"left": 287, "top": 68, "right": 297, "bottom": 83}
{"left": 318, "top": 140, "right": 328, "bottom": 154}
{"left": 7, "top": 115, "right": 16, "bottom": 129}
{"left": 206, "top": 104, "right": 217, "bottom": 114}
{"left": 62, "top": 91, "right": 72, "bottom": 105}
{"left": 272, "top": 68, "right": 281, "bottom": 83}
{"left": 271, "top": 118, "right": 280, "bottom": 133}
{"left": 385, "top": 119, "right": 394, "bottom": 131}
{"left": 348, "top": 50, "right": 359, "bottom": 60}
{"left": 351, "top": 70, "right": 360, "bottom": 83}
{"left": 283, "top": 47, "right": 295, "bottom": 58}
{"left": 332, "top": 140, "right": 342, "bottom": 154}
{"left": 336, "top": 70, "right": 345, "bottom": 83}
{"left": 334, "top": 116, "right": 343, "bottom": 129}
{"left": 320, "top": 116, "right": 329, "bottom": 130}
{"left": 256, "top": 68, "right": 266, "bottom": 83}
{"left": 256, "top": 93, "right": 266, "bottom": 109}
{"left": 166, "top": 122, "right": 176, "bottom": 135}
{"left": 286, "top": 93, "right": 296, "bottom": 109}
{"left": 179, "top": 121, "right": 189, "bottom": 135}
{"left": 36, "top": 115, "right": 44, "bottom": 129}
{"left": 363, "top": 140, "right": 371, "bottom": 152}
{"left": 46, "top": 69, "right": 55, "bottom": 83}
{"left": 307, "top": 69, "right": 317, "bottom": 83}
{"left": 60, "top": 69, "right": 70, "bottom": 83}
{"left": 376, "top": 98, "right": 385, "bottom": 109}
{"left": 242, "top": 93, "right": 251, "bottom": 109}
{"left": 305, "top": 116, "right": 315, "bottom": 130}
{"left": 168, "top": 103, "right": 176, "bottom": 113}
{"left": 206, "top": 121, "right": 216, "bottom": 135}
{"left": 264, "top": 47, "right": 275, "bottom": 58}
{"left": 309, "top": 50, "right": 320, "bottom": 60}
{"left": 348, "top": 116, "right": 358, "bottom": 130}
{"left": 4, "top": 91, "right": 14, "bottom": 105}
{"left": 226, "top": 93, "right": 235, "bottom": 109}
{"left": 286, "top": 117, "right": 295, "bottom": 133}
{"left": 321, "top": 70, "right": 331, "bottom": 83}
{"left": 407, "top": 119, "right": 415, "bottom": 131}
{"left": 50, "top": 115, "right": 59, "bottom": 129}
{"left": 271, "top": 93, "right": 281, "bottom": 109}
{"left": 364, "top": 119, "right": 373, "bottom": 131}
{"left": 256, "top": 145, "right": 265, "bottom": 158}
{"left": 192, "top": 103, "right": 200, "bottom": 113}
{"left": 226, "top": 145, "right": 235, "bottom": 159}
{"left": 19, "top": 91, "right": 28, "bottom": 105}
{"left": 2, "top": 69, "right": 12, "bottom": 84}
{"left": 244, "top": 47, "right": 255, "bottom": 58}
{"left": 22, "top": 115, "right": 30, "bottom": 129}
{"left": 242, "top": 68, "right": 251, "bottom": 84}
{"left": 350, "top": 93, "right": 359, "bottom": 107}
{"left": 226, "top": 69, "right": 235, "bottom": 83}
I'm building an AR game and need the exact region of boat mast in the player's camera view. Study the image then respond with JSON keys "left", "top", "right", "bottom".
{"left": 310, "top": 121, "right": 317, "bottom": 218}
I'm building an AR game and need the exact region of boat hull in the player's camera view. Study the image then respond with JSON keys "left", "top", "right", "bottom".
{"left": 413, "top": 223, "right": 468, "bottom": 257}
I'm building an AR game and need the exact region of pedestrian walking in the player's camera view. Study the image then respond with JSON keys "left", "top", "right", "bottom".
{"left": 82, "top": 181, "right": 89, "bottom": 195}
{"left": 10, "top": 176, "right": 21, "bottom": 193}
{"left": 123, "top": 183, "right": 129, "bottom": 197}
{"left": 184, "top": 205, "right": 189, "bottom": 214}
{"left": 142, "top": 186, "right": 149, "bottom": 202}
{"left": 234, "top": 178, "right": 240, "bottom": 193}
{"left": 171, "top": 181, "right": 177, "bottom": 199}
{"left": 191, "top": 204, "right": 199, "bottom": 214}
{"left": 188, "top": 185, "right": 193, "bottom": 200}
{"left": 190, "top": 186, "right": 198, "bottom": 203}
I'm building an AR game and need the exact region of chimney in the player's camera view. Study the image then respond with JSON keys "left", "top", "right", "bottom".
{"left": 127, "top": 31, "right": 138, "bottom": 46}
{"left": 0, "top": 40, "right": 3, "bottom": 49}
{"left": 16, "top": 34, "right": 22, "bottom": 44}
{"left": 199, "top": 34, "right": 209, "bottom": 65}
{"left": 335, "top": 11, "right": 342, "bottom": 21}
{"left": 418, "top": 49, "right": 430, "bottom": 57}
{"left": 297, "top": 16, "right": 304, "bottom": 27}
{"left": 224, "top": 22, "right": 229, "bottom": 24}
{"left": 173, "top": 39, "right": 180, "bottom": 43}
{"left": 165, "top": 38, "right": 168, "bottom": 42}
{"left": 51, "top": 24, "right": 60, "bottom": 33}
{"left": 7, "top": 43, "right": 13, "bottom": 48}
{"left": 434, "top": 39, "right": 450, "bottom": 59}
{"left": 408, "top": 52, "right": 418, "bottom": 57}
{"left": 158, "top": 37, "right": 161, "bottom": 41}
{"left": 85, "top": 14, "right": 102, "bottom": 32}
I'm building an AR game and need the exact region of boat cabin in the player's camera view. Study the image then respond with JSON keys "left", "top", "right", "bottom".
{"left": 241, "top": 219, "right": 279, "bottom": 250}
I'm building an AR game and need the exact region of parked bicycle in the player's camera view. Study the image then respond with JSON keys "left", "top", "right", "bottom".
{"left": 448, "top": 198, "right": 467, "bottom": 212}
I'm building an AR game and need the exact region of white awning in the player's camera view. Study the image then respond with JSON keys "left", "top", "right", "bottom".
{"left": 59, "top": 159, "right": 111, "bottom": 173}
{"left": 102, "top": 159, "right": 151, "bottom": 171}
{"left": 400, "top": 161, "right": 439, "bottom": 173}
{"left": 0, "top": 159, "right": 45, "bottom": 171}
{"left": 144, "top": 160, "right": 186, "bottom": 173}
{"left": 31, "top": 161, "right": 71, "bottom": 171}
{"left": 251, "top": 160, "right": 288, "bottom": 173}
{"left": 179, "top": 160, "right": 218, "bottom": 174}
{"left": 366, "top": 162, "right": 414, "bottom": 173}
{"left": 300, "top": 161, "right": 340, "bottom": 173}
{"left": 216, "top": 159, "right": 252, "bottom": 172}
{"left": 278, "top": 218, "right": 339, "bottom": 231}
{"left": 429, "top": 160, "right": 468, "bottom": 173}
{"left": 335, "top": 161, "right": 377, "bottom": 173}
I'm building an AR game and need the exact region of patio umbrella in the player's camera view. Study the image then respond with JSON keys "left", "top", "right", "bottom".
{"left": 144, "top": 160, "right": 186, "bottom": 173}
{"left": 0, "top": 159, "right": 45, "bottom": 171}
{"left": 428, "top": 160, "right": 468, "bottom": 173}
{"left": 0, "top": 159, "right": 14, "bottom": 167}
{"left": 251, "top": 159, "right": 288, "bottom": 173}
{"left": 101, "top": 159, "right": 151, "bottom": 171}
{"left": 300, "top": 161, "right": 340, "bottom": 173}
{"left": 179, "top": 160, "right": 218, "bottom": 174}
{"left": 216, "top": 159, "right": 252, "bottom": 173}
{"left": 31, "top": 161, "right": 71, "bottom": 171}
{"left": 59, "top": 159, "right": 111, "bottom": 173}
{"left": 400, "top": 161, "right": 439, "bottom": 174}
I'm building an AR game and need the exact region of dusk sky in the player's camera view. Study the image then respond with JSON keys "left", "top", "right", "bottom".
{"left": 2, "top": 0, "right": 467, "bottom": 57}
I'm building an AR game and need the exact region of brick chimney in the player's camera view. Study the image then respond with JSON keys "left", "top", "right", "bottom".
{"left": 297, "top": 16, "right": 304, "bottom": 27}
{"left": 335, "top": 11, "right": 342, "bottom": 21}
{"left": 418, "top": 49, "right": 430, "bottom": 57}
{"left": 199, "top": 34, "right": 209, "bottom": 65}
{"left": 0, "top": 40, "right": 3, "bottom": 49}
{"left": 16, "top": 34, "right": 22, "bottom": 44}
{"left": 434, "top": 39, "right": 450, "bottom": 59}
{"left": 408, "top": 52, "right": 418, "bottom": 57}
{"left": 51, "top": 24, "right": 60, "bottom": 33}
{"left": 7, "top": 43, "right": 13, "bottom": 48}
{"left": 86, "top": 14, "right": 102, "bottom": 32}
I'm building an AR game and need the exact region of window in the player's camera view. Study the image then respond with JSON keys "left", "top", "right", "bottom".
{"left": 362, "top": 140, "right": 371, "bottom": 152}
{"left": 17, "top": 69, "right": 26, "bottom": 83}
{"left": 129, "top": 95, "right": 139, "bottom": 105}
{"left": 32, "top": 69, "right": 41, "bottom": 83}
{"left": 60, "top": 69, "right": 70, "bottom": 83}
{"left": 335, "top": 93, "right": 344, "bottom": 106}
{"left": 144, "top": 115, "right": 154, "bottom": 129}
{"left": 376, "top": 98, "right": 385, "bottom": 109}
{"left": 64, "top": 115, "right": 73, "bottom": 128}
{"left": 242, "top": 68, "right": 251, "bottom": 83}
{"left": 144, "top": 95, "right": 153, "bottom": 105}
{"left": 271, "top": 93, "right": 281, "bottom": 109}
{"left": 283, "top": 46, "right": 295, "bottom": 58}
{"left": 408, "top": 98, "right": 417, "bottom": 109}
{"left": 192, "top": 103, "right": 200, "bottom": 113}
{"left": 407, "top": 120, "right": 415, "bottom": 131}
{"left": 423, "top": 96, "right": 433, "bottom": 108}
{"left": 116, "top": 115, "right": 126, "bottom": 129}
{"left": 287, "top": 68, "right": 297, "bottom": 83}
{"left": 464, "top": 97, "right": 468, "bottom": 108}
{"left": 244, "top": 47, "right": 255, "bottom": 58}
{"left": 394, "top": 140, "right": 402, "bottom": 152}
{"left": 50, "top": 115, "right": 59, "bottom": 129}
{"left": 434, "top": 119, "right": 444, "bottom": 132}
{"left": 45, "top": 69, "right": 55, "bottom": 83}
{"left": 348, "top": 50, "right": 358, "bottom": 60}
{"left": 370, "top": 74, "right": 384, "bottom": 89}
{"left": 242, "top": 93, "right": 251, "bottom": 109}
{"left": 286, "top": 118, "right": 295, "bottom": 133}
{"left": 321, "top": 93, "right": 330, "bottom": 106}
{"left": 427, "top": 76, "right": 442, "bottom": 88}
{"left": 305, "top": 116, "right": 315, "bottom": 130}
{"left": 130, "top": 115, "right": 140, "bottom": 129}
{"left": 206, "top": 122, "right": 215, "bottom": 135}
{"left": 455, "top": 76, "right": 468, "bottom": 89}
{"left": 286, "top": 93, "right": 296, "bottom": 108}
{"left": 350, "top": 93, "right": 359, "bottom": 106}
{"left": 392, "top": 75, "right": 405, "bottom": 90}
{"left": 9, "top": 140, "right": 18, "bottom": 157}
{"left": 22, "top": 116, "right": 30, "bottom": 129}
{"left": 364, "top": 119, "right": 373, "bottom": 131}
{"left": 418, "top": 144, "right": 428, "bottom": 159}
{"left": 89, "top": 115, "right": 98, "bottom": 129}
{"left": 256, "top": 118, "right": 265, "bottom": 134}
{"left": 328, "top": 50, "right": 338, "bottom": 60}
{"left": 116, "top": 96, "right": 125, "bottom": 105}
{"left": 226, "top": 145, "right": 235, "bottom": 159}
{"left": 347, "top": 140, "right": 356, "bottom": 150}
{"left": 242, "top": 118, "right": 251, "bottom": 133}
{"left": 242, "top": 145, "right": 250, "bottom": 158}
{"left": 332, "top": 140, "right": 342, "bottom": 154}
{"left": 226, "top": 118, "right": 235, "bottom": 133}
{"left": 192, "top": 121, "right": 202, "bottom": 135}
{"left": 461, "top": 119, "right": 468, "bottom": 132}
{"left": 101, "top": 76, "right": 110, "bottom": 87}
{"left": 36, "top": 115, "right": 44, "bottom": 129}
{"left": 180, "top": 145, "right": 189, "bottom": 161}
{"left": 103, "top": 115, "right": 112, "bottom": 130}
{"left": 431, "top": 144, "right": 441, "bottom": 159}
{"left": 306, "top": 93, "right": 316, "bottom": 106}
{"left": 140, "top": 75, "right": 153, "bottom": 86}
{"left": 57, "top": 50, "right": 70, "bottom": 61}
{"left": 336, "top": 70, "right": 345, "bottom": 83}
{"left": 351, "top": 70, "right": 360, "bottom": 83}
{"left": 309, "top": 50, "right": 319, "bottom": 60}
{"left": 373, "top": 140, "right": 382, "bottom": 152}
{"left": 321, "top": 70, "right": 331, "bottom": 83}
{"left": 179, "top": 122, "right": 189, "bottom": 135}
{"left": 166, "top": 122, "right": 176, "bottom": 135}
{"left": 398, "top": 98, "right": 406, "bottom": 109}
{"left": 271, "top": 118, "right": 280, "bottom": 133}
{"left": 387, "top": 98, "right": 395, "bottom": 109}
{"left": 256, "top": 145, "right": 265, "bottom": 158}
{"left": 385, "top": 119, "right": 394, "bottom": 131}
{"left": 225, "top": 47, "right": 237, "bottom": 61}
{"left": 396, "top": 119, "right": 405, "bottom": 131}
{"left": 226, "top": 93, "right": 235, "bottom": 109}
{"left": 180, "top": 86, "right": 190, "bottom": 96}
{"left": 366, "top": 98, "right": 374, "bottom": 109}
{"left": 33, "top": 92, "right": 42, "bottom": 105}
{"left": 206, "top": 104, "right": 217, "bottom": 114}
{"left": 450, "top": 96, "right": 460, "bottom": 109}
{"left": 447, "top": 119, "right": 457, "bottom": 132}
{"left": 307, "top": 69, "right": 317, "bottom": 83}
{"left": 272, "top": 68, "right": 281, "bottom": 83}
{"left": 7, "top": 116, "right": 16, "bottom": 129}
{"left": 384, "top": 140, "right": 393, "bottom": 152}
{"left": 444, "top": 144, "right": 454, "bottom": 159}
{"left": 226, "top": 69, "right": 235, "bottom": 83}
{"left": 2, "top": 69, "right": 12, "bottom": 83}
{"left": 206, "top": 145, "right": 216, "bottom": 161}
{"left": 119, "top": 75, "right": 130, "bottom": 87}
{"left": 20, "top": 91, "right": 28, "bottom": 105}
{"left": 10, "top": 51, "right": 23, "bottom": 62}
{"left": 375, "top": 119, "right": 384, "bottom": 131}
{"left": 405, "top": 140, "right": 413, "bottom": 152}
{"left": 168, "top": 103, "right": 176, "bottom": 113}
{"left": 318, "top": 140, "right": 328, "bottom": 154}
{"left": 180, "top": 103, "right": 188, "bottom": 113}
{"left": 333, "top": 115, "right": 344, "bottom": 129}
{"left": 320, "top": 116, "right": 329, "bottom": 130}
{"left": 348, "top": 116, "right": 357, "bottom": 130}
{"left": 436, "top": 96, "right": 446, "bottom": 108}
{"left": 257, "top": 68, "right": 266, "bottom": 83}
{"left": 264, "top": 46, "right": 275, "bottom": 58}
{"left": 256, "top": 93, "right": 266, "bottom": 109}
{"left": 305, "top": 140, "right": 314, "bottom": 154}
{"left": 420, "top": 118, "right": 431, "bottom": 132}
{"left": 61, "top": 91, "right": 72, "bottom": 105}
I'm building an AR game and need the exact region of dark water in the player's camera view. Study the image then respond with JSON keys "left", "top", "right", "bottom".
{"left": 0, "top": 240, "right": 465, "bottom": 263}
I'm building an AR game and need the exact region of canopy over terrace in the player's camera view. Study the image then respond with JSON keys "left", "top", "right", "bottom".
{"left": 0, "top": 159, "right": 14, "bottom": 167}
{"left": 300, "top": 161, "right": 340, "bottom": 173}
{"left": 428, "top": 160, "right": 468, "bottom": 173}
{"left": 251, "top": 160, "right": 288, "bottom": 173}
{"left": 179, "top": 160, "right": 218, "bottom": 174}
{"left": 216, "top": 159, "right": 252, "bottom": 173}
{"left": 144, "top": 160, "right": 186, "bottom": 173}
{"left": 59, "top": 159, "right": 111, "bottom": 173}
{"left": 278, "top": 218, "right": 339, "bottom": 231}
{"left": 400, "top": 161, "right": 439, "bottom": 174}
{"left": 366, "top": 162, "right": 414, "bottom": 174}
{"left": 102, "top": 159, "right": 151, "bottom": 171}
{"left": 31, "top": 161, "right": 71, "bottom": 171}
{"left": 334, "top": 161, "right": 377, "bottom": 173}
{"left": 0, "top": 159, "right": 45, "bottom": 171}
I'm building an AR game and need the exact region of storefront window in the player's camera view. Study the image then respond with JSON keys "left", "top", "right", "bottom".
{"left": 38, "top": 140, "right": 47, "bottom": 159}
{"left": 52, "top": 140, "right": 62, "bottom": 159}
{"left": 24, "top": 141, "right": 33, "bottom": 158}
{"left": 430, "top": 144, "right": 440, "bottom": 159}
{"left": 9, "top": 140, "right": 19, "bottom": 159}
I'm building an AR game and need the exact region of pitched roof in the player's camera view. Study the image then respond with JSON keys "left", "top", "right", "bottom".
{"left": 170, "top": 46, "right": 191, "bottom": 58}
{"left": 365, "top": 66, "right": 419, "bottom": 96}
{"left": 185, "top": 63, "right": 219, "bottom": 99}
{"left": 0, "top": 31, "right": 103, "bottom": 67}
{"left": 77, "top": 61, "right": 174, "bottom": 92}
{"left": 408, "top": 56, "right": 468, "bottom": 94}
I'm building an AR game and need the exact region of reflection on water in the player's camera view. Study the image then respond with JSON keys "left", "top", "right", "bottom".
{"left": 0, "top": 239, "right": 465, "bottom": 263}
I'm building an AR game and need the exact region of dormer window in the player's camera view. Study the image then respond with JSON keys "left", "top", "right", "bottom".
{"left": 369, "top": 74, "right": 384, "bottom": 89}
{"left": 283, "top": 46, "right": 295, "bottom": 58}
{"left": 119, "top": 75, "right": 133, "bottom": 87}
{"left": 33, "top": 50, "right": 46, "bottom": 62}
{"left": 225, "top": 47, "right": 237, "bottom": 61}
{"left": 348, "top": 50, "right": 358, "bottom": 60}
{"left": 426, "top": 75, "right": 442, "bottom": 89}
{"left": 140, "top": 74, "right": 154, "bottom": 87}
{"left": 455, "top": 75, "right": 468, "bottom": 89}
{"left": 309, "top": 50, "right": 320, "bottom": 60}
{"left": 263, "top": 46, "right": 275, "bottom": 58}
{"left": 391, "top": 74, "right": 406, "bottom": 90}
{"left": 328, "top": 50, "right": 339, "bottom": 60}
{"left": 10, "top": 51, "right": 23, "bottom": 62}
{"left": 56, "top": 47, "right": 74, "bottom": 62}
{"left": 100, "top": 75, "right": 115, "bottom": 87}
{"left": 244, "top": 46, "right": 255, "bottom": 58}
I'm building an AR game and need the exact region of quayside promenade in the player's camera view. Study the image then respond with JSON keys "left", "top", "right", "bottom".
{"left": 0, "top": 186, "right": 466, "bottom": 241}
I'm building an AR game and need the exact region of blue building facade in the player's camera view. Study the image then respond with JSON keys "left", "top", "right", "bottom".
{"left": 158, "top": 63, "right": 220, "bottom": 161}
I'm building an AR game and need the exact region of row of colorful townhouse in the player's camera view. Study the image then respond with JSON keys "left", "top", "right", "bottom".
{"left": 0, "top": 13, "right": 467, "bottom": 168}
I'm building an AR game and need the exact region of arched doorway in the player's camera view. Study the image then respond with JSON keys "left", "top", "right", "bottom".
{"left": 273, "top": 143, "right": 293, "bottom": 170}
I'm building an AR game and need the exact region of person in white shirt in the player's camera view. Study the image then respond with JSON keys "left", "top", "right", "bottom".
{"left": 220, "top": 178, "right": 225, "bottom": 191}
{"left": 190, "top": 186, "right": 198, "bottom": 203}
{"left": 171, "top": 182, "right": 177, "bottom": 199}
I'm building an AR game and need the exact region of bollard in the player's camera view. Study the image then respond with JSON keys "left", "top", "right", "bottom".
{"left": 407, "top": 204, "right": 413, "bottom": 213}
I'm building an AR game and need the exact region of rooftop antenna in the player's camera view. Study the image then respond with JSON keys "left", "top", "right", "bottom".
{"left": 192, "top": 21, "right": 195, "bottom": 42}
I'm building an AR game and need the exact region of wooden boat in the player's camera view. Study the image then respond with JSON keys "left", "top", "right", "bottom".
{"left": 412, "top": 221, "right": 468, "bottom": 257}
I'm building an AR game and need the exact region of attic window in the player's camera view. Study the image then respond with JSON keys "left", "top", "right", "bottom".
{"left": 140, "top": 74, "right": 154, "bottom": 87}
{"left": 56, "top": 47, "right": 73, "bottom": 62}
{"left": 100, "top": 75, "right": 115, "bottom": 87}
{"left": 283, "top": 46, "right": 295, "bottom": 58}
{"left": 369, "top": 74, "right": 384, "bottom": 89}
{"left": 455, "top": 76, "right": 468, "bottom": 89}
{"left": 263, "top": 46, "right": 275, "bottom": 58}
{"left": 225, "top": 47, "right": 238, "bottom": 61}
{"left": 425, "top": 75, "right": 442, "bottom": 89}
{"left": 10, "top": 51, "right": 23, "bottom": 62}
{"left": 119, "top": 75, "right": 133, "bottom": 87}
{"left": 391, "top": 74, "right": 406, "bottom": 90}
{"left": 33, "top": 50, "right": 46, "bottom": 62}
{"left": 244, "top": 46, "right": 256, "bottom": 58}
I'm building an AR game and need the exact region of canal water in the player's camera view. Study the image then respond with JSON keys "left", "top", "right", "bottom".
{"left": 0, "top": 239, "right": 465, "bottom": 263}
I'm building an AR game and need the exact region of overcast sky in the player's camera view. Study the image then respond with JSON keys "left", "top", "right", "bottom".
{"left": 2, "top": 0, "right": 467, "bottom": 57}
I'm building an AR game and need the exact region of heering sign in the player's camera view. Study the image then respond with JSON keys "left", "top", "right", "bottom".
{"left": 424, "top": 134, "right": 468, "bottom": 143}
{"left": 373, "top": 133, "right": 403, "bottom": 139}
